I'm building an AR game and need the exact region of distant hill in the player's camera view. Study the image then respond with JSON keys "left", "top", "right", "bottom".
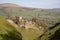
{"left": 0, "top": 3, "right": 41, "bottom": 17}
{"left": 51, "top": 8, "right": 60, "bottom": 12}
{"left": 0, "top": 3, "right": 60, "bottom": 17}
{"left": 52, "top": 8, "right": 60, "bottom": 10}
{"left": 0, "top": 3, "right": 20, "bottom": 7}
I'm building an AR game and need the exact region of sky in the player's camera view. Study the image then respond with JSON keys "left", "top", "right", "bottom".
{"left": 0, "top": 0, "right": 60, "bottom": 9}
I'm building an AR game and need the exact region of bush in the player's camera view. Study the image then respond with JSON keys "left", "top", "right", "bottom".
{"left": 0, "top": 31, "right": 22, "bottom": 40}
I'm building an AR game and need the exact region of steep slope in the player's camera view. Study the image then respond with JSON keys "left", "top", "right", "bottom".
{"left": 0, "top": 17, "right": 22, "bottom": 40}
{"left": 0, "top": 17, "right": 44, "bottom": 40}
{"left": 37, "top": 23, "right": 60, "bottom": 40}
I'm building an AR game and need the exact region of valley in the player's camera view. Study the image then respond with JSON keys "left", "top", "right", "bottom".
{"left": 0, "top": 3, "right": 60, "bottom": 40}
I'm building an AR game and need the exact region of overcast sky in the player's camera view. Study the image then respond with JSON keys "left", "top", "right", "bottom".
{"left": 0, "top": 0, "right": 60, "bottom": 9}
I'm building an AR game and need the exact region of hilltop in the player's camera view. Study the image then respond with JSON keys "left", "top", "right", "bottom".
{"left": 0, "top": 3, "right": 20, "bottom": 7}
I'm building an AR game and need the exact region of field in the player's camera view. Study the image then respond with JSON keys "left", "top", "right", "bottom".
{"left": 0, "top": 9, "right": 60, "bottom": 27}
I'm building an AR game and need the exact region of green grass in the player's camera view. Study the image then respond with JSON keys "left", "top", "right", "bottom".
{"left": 0, "top": 8, "right": 60, "bottom": 18}
{"left": 0, "top": 12, "right": 4, "bottom": 16}
{"left": 0, "top": 17, "right": 16, "bottom": 33}
{"left": 15, "top": 27, "right": 43, "bottom": 40}
{"left": 0, "top": 17, "right": 22, "bottom": 40}
{"left": 39, "top": 25, "right": 60, "bottom": 40}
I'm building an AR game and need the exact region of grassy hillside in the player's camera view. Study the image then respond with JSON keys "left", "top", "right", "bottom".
{"left": 37, "top": 23, "right": 60, "bottom": 40}
{"left": 0, "top": 17, "right": 44, "bottom": 40}
{"left": 17, "top": 28, "right": 43, "bottom": 40}
{"left": 0, "top": 17, "right": 22, "bottom": 40}
{"left": 0, "top": 12, "right": 5, "bottom": 17}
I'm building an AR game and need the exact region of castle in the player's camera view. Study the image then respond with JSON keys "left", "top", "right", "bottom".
{"left": 7, "top": 16, "right": 44, "bottom": 30}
